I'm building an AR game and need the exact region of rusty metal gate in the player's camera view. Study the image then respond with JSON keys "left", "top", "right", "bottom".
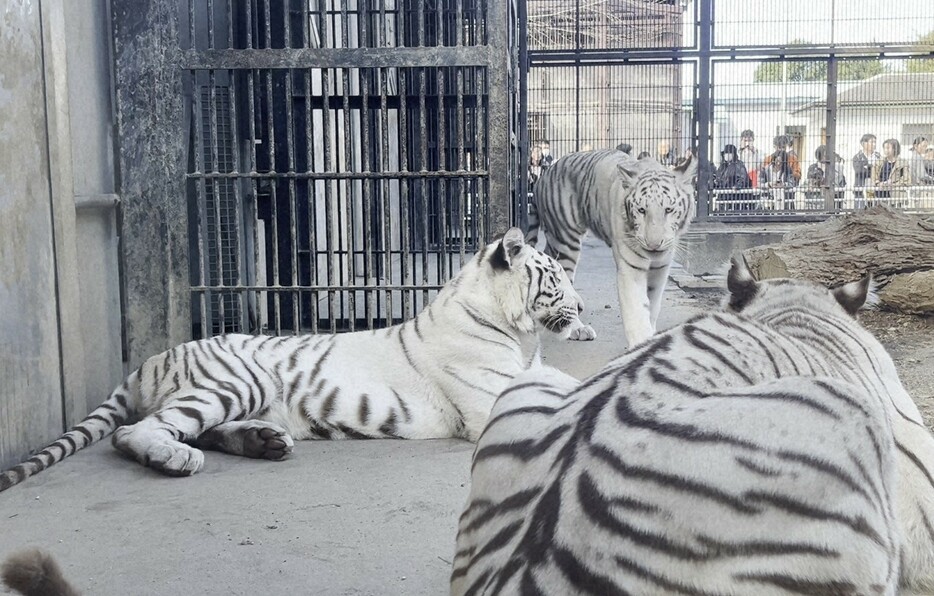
{"left": 113, "top": 0, "right": 518, "bottom": 366}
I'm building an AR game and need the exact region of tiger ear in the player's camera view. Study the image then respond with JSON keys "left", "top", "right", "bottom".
{"left": 616, "top": 155, "right": 642, "bottom": 185}
{"left": 832, "top": 275, "right": 871, "bottom": 316}
{"left": 673, "top": 153, "right": 697, "bottom": 178}
{"left": 490, "top": 227, "right": 526, "bottom": 271}
{"left": 727, "top": 255, "right": 758, "bottom": 311}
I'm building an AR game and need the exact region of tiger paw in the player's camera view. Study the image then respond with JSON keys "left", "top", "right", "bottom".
{"left": 145, "top": 442, "right": 205, "bottom": 476}
{"left": 112, "top": 426, "right": 205, "bottom": 476}
{"left": 567, "top": 323, "right": 597, "bottom": 341}
{"left": 242, "top": 424, "right": 294, "bottom": 460}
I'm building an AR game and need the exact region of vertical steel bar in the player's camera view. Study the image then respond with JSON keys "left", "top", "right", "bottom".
{"left": 824, "top": 55, "right": 839, "bottom": 212}
{"left": 320, "top": 0, "right": 336, "bottom": 332}
{"left": 226, "top": 1, "right": 246, "bottom": 332}
{"left": 378, "top": 0, "right": 393, "bottom": 325}
{"left": 340, "top": 0, "right": 356, "bottom": 330}
{"left": 695, "top": 0, "right": 713, "bottom": 220}
{"left": 484, "top": 0, "right": 506, "bottom": 236}
{"left": 192, "top": 75, "right": 208, "bottom": 340}
{"left": 419, "top": 65, "right": 429, "bottom": 314}
{"left": 359, "top": 4, "right": 376, "bottom": 328}
{"left": 207, "top": 0, "right": 215, "bottom": 49}
{"left": 246, "top": 6, "right": 263, "bottom": 333}
{"left": 263, "top": 1, "right": 282, "bottom": 335}
{"left": 379, "top": 66, "right": 392, "bottom": 324}
{"left": 400, "top": 68, "right": 411, "bottom": 320}
{"left": 209, "top": 69, "right": 226, "bottom": 332}
{"left": 228, "top": 72, "right": 246, "bottom": 331}
{"left": 304, "top": 24, "right": 320, "bottom": 333}
{"left": 516, "top": 0, "right": 529, "bottom": 232}
{"left": 475, "top": 66, "right": 486, "bottom": 246}
{"left": 574, "top": 0, "right": 581, "bottom": 151}
{"left": 437, "top": 65, "right": 448, "bottom": 281}
{"left": 284, "top": 5, "right": 300, "bottom": 333}
{"left": 456, "top": 65, "right": 466, "bottom": 264}
{"left": 188, "top": 0, "right": 196, "bottom": 50}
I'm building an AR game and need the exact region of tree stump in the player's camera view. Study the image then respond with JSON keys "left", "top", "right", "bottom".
{"left": 742, "top": 205, "right": 934, "bottom": 314}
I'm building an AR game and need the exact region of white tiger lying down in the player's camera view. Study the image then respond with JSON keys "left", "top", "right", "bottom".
{"left": 453, "top": 259, "right": 934, "bottom": 595}
{"left": 0, "top": 228, "right": 585, "bottom": 491}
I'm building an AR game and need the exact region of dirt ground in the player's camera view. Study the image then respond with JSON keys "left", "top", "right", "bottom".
{"left": 857, "top": 309, "right": 934, "bottom": 426}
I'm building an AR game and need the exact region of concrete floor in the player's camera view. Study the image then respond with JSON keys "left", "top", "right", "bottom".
{"left": 0, "top": 240, "right": 709, "bottom": 596}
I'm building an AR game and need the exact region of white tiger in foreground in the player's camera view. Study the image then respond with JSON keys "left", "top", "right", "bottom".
{"left": 0, "top": 229, "right": 585, "bottom": 491}
{"left": 452, "top": 259, "right": 934, "bottom": 595}
{"left": 528, "top": 149, "right": 697, "bottom": 346}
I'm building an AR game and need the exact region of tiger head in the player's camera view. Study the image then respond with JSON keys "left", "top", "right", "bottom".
{"left": 615, "top": 155, "right": 697, "bottom": 253}
{"left": 724, "top": 256, "right": 872, "bottom": 319}
{"left": 482, "top": 228, "right": 584, "bottom": 337}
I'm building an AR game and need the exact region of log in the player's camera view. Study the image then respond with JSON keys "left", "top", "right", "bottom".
{"left": 742, "top": 205, "right": 934, "bottom": 314}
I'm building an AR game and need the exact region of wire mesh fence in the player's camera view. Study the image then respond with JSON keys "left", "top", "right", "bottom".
{"left": 523, "top": 0, "right": 934, "bottom": 222}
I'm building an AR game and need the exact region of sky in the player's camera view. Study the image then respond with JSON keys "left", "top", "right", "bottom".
{"left": 680, "top": 0, "right": 934, "bottom": 85}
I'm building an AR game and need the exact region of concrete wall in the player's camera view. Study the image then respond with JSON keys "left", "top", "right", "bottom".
{"left": 0, "top": 1, "right": 122, "bottom": 470}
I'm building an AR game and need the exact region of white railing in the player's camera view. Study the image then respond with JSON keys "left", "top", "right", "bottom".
{"left": 710, "top": 186, "right": 934, "bottom": 214}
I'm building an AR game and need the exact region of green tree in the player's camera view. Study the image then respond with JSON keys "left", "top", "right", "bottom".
{"left": 907, "top": 29, "right": 934, "bottom": 73}
{"left": 754, "top": 59, "right": 886, "bottom": 83}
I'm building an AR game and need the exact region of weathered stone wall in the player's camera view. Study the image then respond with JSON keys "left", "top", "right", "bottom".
{"left": 0, "top": 1, "right": 122, "bottom": 469}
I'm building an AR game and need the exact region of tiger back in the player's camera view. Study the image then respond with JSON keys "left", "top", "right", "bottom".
{"left": 0, "top": 228, "right": 585, "bottom": 491}
{"left": 452, "top": 260, "right": 934, "bottom": 595}
{"left": 528, "top": 149, "right": 696, "bottom": 347}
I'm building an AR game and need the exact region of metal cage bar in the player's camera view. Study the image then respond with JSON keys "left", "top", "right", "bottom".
{"left": 182, "top": 0, "right": 510, "bottom": 337}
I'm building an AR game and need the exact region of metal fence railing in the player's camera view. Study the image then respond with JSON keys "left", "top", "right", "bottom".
{"left": 519, "top": 0, "right": 934, "bottom": 223}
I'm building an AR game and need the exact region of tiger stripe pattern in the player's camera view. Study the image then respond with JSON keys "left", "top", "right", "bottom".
{"left": 452, "top": 259, "right": 934, "bottom": 595}
{"left": 0, "top": 228, "right": 585, "bottom": 490}
{"left": 528, "top": 149, "right": 696, "bottom": 346}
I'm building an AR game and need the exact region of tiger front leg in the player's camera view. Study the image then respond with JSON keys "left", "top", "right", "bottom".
{"left": 646, "top": 262, "right": 672, "bottom": 328}
{"left": 111, "top": 390, "right": 244, "bottom": 476}
{"left": 112, "top": 421, "right": 205, "bottom": 476}
{"left": 544, "top": 233, "right": 596, "bottom": 341}
{"left": 614, "top": 257, "right": 654, "bottom": 348}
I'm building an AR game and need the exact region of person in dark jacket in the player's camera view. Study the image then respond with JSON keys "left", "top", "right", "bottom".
{"left": 805, "top": 144, "right": 846, "bottom": 208}
{"left": 713, "top": 144, "right": 752, "bottom": 210}
{"left": 852, "top": 133, "right": 880, "bottom": 207}
{"left": 759, "top": 149, "right": 797, "bottom": 210}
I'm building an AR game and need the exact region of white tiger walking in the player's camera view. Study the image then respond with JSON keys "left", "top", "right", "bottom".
{"left": 528, "top": 149, "right": 697, "bottom": 347}
{"left": 453, "top": 259, "right": 934, "bottom": 595}
{"left": 0, "top": 229, "right": 585, "bottom": 490}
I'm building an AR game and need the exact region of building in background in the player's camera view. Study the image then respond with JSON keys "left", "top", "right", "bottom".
{"left": 526, "top": 0, "right": 690, "bottom": 159}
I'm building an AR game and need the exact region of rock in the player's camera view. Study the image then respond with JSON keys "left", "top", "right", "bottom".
{"left": 879, "top": 271, "right": 934, "bottom": 315}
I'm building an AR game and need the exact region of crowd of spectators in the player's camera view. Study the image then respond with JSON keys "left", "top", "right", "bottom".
{"left": 527, "top": 133, "right": 934, "bottom": 210}
{"left": 711, "top": 129, "right": 934, "bottom": 210}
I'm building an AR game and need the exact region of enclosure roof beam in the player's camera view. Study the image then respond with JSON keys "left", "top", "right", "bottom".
{"left": 529, "top": 44, "right": 933, "bottom": 66}
{"left": 181, "top": 47, "right": 493, "bottom": 70}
